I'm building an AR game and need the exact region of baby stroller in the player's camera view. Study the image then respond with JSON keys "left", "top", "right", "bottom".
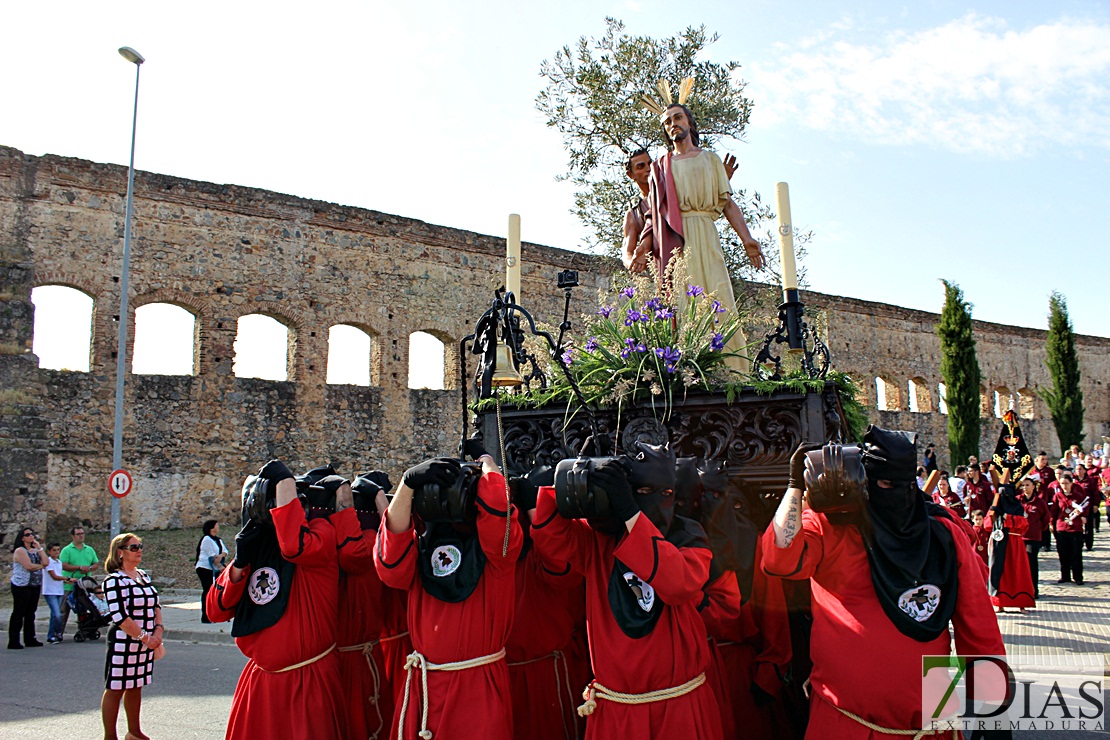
{"left": 71, "top": 576, "right": 110, "bottom": 642}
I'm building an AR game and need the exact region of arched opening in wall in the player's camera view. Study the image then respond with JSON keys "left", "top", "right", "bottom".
{"left": 908, "top": 377, "right": 932, "bottom": 413}
{"left": 326, "top": 324, "right": 379, "bottom": 386}
{"left": 1016, "top": 387, "right": 1035, "bottom": 419}
{"left": 993, "top": 386, "right": 1013, "bottom": 418}
{"left": 233, "top": 314, "right": 290, "bottom": 381}
{"left": 31, "top": 285, "right": 93, "bottom": 372}
{"left": 875, "top": 376, "right": 900, "bottom": 411}
{"left": 132, "top": 303, "right": 196, "bottom": 376}
{"left": 979, "top": 385, "right": 990, "bottom": 418}
{"left": 409, "top": 331, "right": 445, "bottom": 390}
{"left": 937, "top": 383, "right": 949, "bottom": 415}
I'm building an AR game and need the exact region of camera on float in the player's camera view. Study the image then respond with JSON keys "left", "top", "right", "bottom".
{"left": 803, "top": 443, "right": 867, "bottom": 514}
{"left": 413, "top": 461, "right": 483, "bottom": 523}
{"left": 241, "top": 475, "right": 276, "bottom": 526}
{"left": 553, "top": 456, "right": 619, "bottom": 519}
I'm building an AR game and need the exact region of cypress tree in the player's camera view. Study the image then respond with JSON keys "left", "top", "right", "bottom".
{"left": 936, "top": 280, "right": 982, "bottom": 467}
{"left": 1041, "top": 292, "right": 1085, "bottom": 451}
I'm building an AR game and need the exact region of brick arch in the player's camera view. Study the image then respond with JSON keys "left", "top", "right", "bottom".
{"left": 32, "top": 271, "right": 103, "bottom": 299}
{"left": 132, "top": 288, "right": 211, "bottom": 317}
{"left": 907, "top": 377, "right": 933, "bottom": 413}
{"left": 874, "top": 374, "right": 902, "bottom": 411}
{"left": 408, "top": 328, "right": 460, "bottom": 391}
{"left": 231, "top": 308, "right": 305, "bottom": 382}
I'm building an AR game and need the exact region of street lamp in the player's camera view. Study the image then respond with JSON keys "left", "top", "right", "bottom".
{"left": 110, "top": 46, "right": 144, "bottom": 538}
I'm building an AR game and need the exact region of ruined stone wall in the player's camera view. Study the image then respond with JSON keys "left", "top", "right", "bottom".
{"left": 1, "top": 144, "right": 1107, "bottom": 539}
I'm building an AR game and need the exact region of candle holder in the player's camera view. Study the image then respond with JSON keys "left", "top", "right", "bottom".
{"left": 458, "top": 285, "right": 601, "bottom": 454}
{"left": 753, "top": 288, "right": 831, "bottom": 381}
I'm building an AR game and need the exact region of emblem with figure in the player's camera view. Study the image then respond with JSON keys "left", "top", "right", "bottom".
{"left": 623, "top": 571, "right": 655, "bottom": 612}
{"left": 248, "top": 566, "right": 280, "bottom": 605}
{"left": 897, "top": 584, "right": 940, "bottom": 622}
{"left": 431, "top": 545, "right": 463, "bottom": 577}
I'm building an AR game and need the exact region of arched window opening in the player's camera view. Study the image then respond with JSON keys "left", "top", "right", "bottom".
{"left": 327, "top": 324, "right": 376, "bottom": 387}
{"left": 908, "top": 377, "right": 932, "bottom": 413}
{"left": 1016, "top": 388, "right": 1035, "bottom": 419}
{"left": 233, "top": 314, "right": 289, "bottom": 381}
{"left": 408, "top": 331, "right": 445, "bottom": 390}
{"left": 132, "top": 303, "right": 196, "bottom": 376}
{"left": 31, "top": 285, "right": 93, "bottom": 372}
{"left": 875, "top": 377, "right": 900, "bottom": 411}
{"left": 937, "top": 383, "right": 949, "bottom": 415}
{"left": 993, "top": 386, "right": 1013, "bottom": 418}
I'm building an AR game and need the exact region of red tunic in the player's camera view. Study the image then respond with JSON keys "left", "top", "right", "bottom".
{"left": 506, "top": 546, "right": 589, "bottom": 740}
{"left": 206, "top": 501, "right": 345, "bottom": 740}
{"left": 712, "top": 548, "right": 793, "bottom": 740}
{"left": 374, "top": 472, "right": 522, "bottom": 740}
{"left": 984, "top": 513, "right": 1034, "bottom": 609}
{"left": 1051, "top": 489, "right": 1088, "bottom": 533}
{"left": 963, "top": 476, "right": 993, "bottom": 519}
{"left": 1020, "top": 495, "right": 1050, "bottom": 543}
{"left": 761, "top": 510, "right": 1004, "bottom": 738}
{"left": 334, "top": 509, "right": 394, "bottom": 740}
{"left": 531, "top": 486, "right": 723, "bottom": 740}
{"left": 698, "top": 572, "right": 742, "bottom": 739}
{"left": 971, "top": 524, "right": 990, "bottom": 565}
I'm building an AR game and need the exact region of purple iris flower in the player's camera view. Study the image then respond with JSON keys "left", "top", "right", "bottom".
{"left": 655, "top": 346, "right": 681, "bottom": 372}
{"left": 636, "top": 342, "right": 648, "bottom": 353}
{"left": 584, "top": 337, "right": 599, "bottom": 353}
{"left": 711, "top": 333, "right": 725, "bottom": 351}
{"left": 620, "top": 286, "right": 636, "bottom": 299}
{"left": 625, "top": 309, "right": 643, "bottom": 326}
{"left": 644, "top": 297, "right": 663, "bottom": 311}
{"left": 561, "top": 349, "right": 574, "bottom": 366}
{"left": 712, "top": 299, "right": 725, "bottom": 313}
{"left": 654, "top": 307, "right": 674, "bottom": 320}
{"left": 686, "top": 285, "right": 704, "bottom": 298}
{"left": 621, "top": 337, "right": 636, "bottom": 359}
{"left": 597, "top": 305, "right": 614, "bottom": 319}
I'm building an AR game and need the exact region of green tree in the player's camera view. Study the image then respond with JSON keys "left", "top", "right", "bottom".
{"left": 535, "top": 18, "right": 809, "bottom": 307}
{"left": 936, "top": 280, "right": 982, "bottom": 467}
{"left": 1041, "top": 292, "right": 1084, "bottom": 451}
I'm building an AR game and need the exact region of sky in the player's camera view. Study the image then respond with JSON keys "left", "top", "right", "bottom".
{"left": 6, "top": 0, "right": 1109, "bottom": 381}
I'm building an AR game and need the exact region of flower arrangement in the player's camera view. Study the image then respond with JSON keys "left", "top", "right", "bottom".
{"left": 555, "top": 259, "right": 750, "bottom": 421}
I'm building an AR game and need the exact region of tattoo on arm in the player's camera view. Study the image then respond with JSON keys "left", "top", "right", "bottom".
{"left": 773, "top": 487, "right": 804, "bottom": 548}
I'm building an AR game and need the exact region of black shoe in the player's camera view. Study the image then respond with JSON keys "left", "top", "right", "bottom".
{"left": 25, "top": 639, "right": 43, "bottom": 647}
{"left": 7, "top": 643, "right": 23, "bottom": 650}
{"left": 1075, "top": 579, "right": 1084, "bottom": 585}
{"left": 1056, "top": 578, "right": 1072, "bottom": 584}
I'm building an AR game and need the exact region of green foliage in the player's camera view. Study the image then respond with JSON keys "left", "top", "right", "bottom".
{"left": 741, "top": 370, "right": 867, "bottom": 443}
{"left": 936, "top": 280, "right": 982, "bottom": 466}
{"left": 1040, "top": 292, "right": 1084, "bottom": 451}
{"left": 535, "top": 17, "right": 810, "bottom": 294}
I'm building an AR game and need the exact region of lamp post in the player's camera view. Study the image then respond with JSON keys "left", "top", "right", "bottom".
{"left": 110, "top": 46, "right": 144, "bottom": 538}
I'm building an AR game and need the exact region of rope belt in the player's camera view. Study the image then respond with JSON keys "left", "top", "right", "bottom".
{"left": 338, "top": 640, "right": 386, "bottom": 740}
{"left": 815, "top": 691, "right": 960, "bottom": 740}
{"left": 680, "top": 210, "right": 718, "bottom": 219}
{"left": 507, "top": 650, "right": 580, "bottom": 740}
{"left": 398, "top": 647, "right": 507, "bottom": 740}
{"left": 577, "top": 672, "right": 706, "bottom": 717}
{"left": 259, "top": 643, "right": 335, "bottom": 674}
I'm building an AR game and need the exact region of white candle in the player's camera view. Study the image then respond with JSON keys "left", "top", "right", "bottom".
{"left": 774, "top": 183, "right": 798, "bottom": 291}
{"left": 507, "top": 214, "right": 521, "bottom": 300}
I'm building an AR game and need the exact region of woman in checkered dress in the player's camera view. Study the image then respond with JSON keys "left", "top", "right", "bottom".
{"left": 101, "top": 533, "right": 164, "bottom": 740}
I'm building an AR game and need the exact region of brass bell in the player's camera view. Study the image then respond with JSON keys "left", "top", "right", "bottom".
{"left": 490, "top": 343, "right": 524, "bottom": 387}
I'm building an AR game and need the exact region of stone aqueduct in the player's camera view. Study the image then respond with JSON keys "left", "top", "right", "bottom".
{"left": 1, "top": 145, "right": 1108, "bottom": 540}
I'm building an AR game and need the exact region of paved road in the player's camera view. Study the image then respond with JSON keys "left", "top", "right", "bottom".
{"left": 2, "top": 529, "right": 1108, "bottom": 738}
{"left": 0, "top": 639, "right": 245, "bottom": 738}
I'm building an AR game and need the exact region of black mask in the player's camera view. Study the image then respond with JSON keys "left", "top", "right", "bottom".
{"left": 624, "top": 442, "right": 677, "bottom": 533}
{"left": 674, "top": 458, "right": 702, "bottom": 521}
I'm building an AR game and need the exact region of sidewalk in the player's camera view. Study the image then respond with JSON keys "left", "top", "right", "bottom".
{"left": 2, "top": 588, "right": 235, "bottom": 646}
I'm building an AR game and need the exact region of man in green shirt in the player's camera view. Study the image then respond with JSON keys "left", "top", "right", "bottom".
{"left": 58, "top": 526, "right": 98, "bottom": 637}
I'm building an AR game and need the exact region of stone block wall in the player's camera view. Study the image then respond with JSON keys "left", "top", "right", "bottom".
{"left": 1, "top": 144, "right": 1107, "bottom": 539}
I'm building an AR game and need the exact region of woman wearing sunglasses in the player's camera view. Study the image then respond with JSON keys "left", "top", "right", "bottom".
{"left": 9, "top": 525, "right": 48, "bottom": 649}
{"left": 101, "top": 533, "right": 163, "bottom": 740}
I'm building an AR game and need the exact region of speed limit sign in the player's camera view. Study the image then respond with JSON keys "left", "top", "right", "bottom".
{"left": 108, "top": 469, "right": 133, "bottom": 499}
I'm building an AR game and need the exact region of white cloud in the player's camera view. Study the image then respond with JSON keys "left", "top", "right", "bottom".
{"left": 746, "top": 14, "right": 1110, "bottom": 156}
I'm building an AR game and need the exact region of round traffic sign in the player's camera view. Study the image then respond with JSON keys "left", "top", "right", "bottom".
{"left": 108, "top": 469, "right": 133, "bottom": 499}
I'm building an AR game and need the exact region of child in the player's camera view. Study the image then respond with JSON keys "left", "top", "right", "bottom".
{"left": 970, "top": 511, "right": 990, "bottom": 566}
{"left": 43, "top": 543, "right": 67, "bottom": 643}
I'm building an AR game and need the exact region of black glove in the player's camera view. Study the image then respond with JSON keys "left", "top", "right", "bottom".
{"left": 990, "top": 505, "right": 1002, "bottom": 515}
{"left": 233, "top": 519, "right": 264, "bottom": 569}
{"left": 593, "top": 459, "right": 638, "bottom": 523}
{"left": 525, "top": 464, "right": 555, "bottom": 489}
{"left": 788, "top": 443, "right": 823, "bottom": 491}
{"left": 578, "top": 432, "right": 615, "bottom": 457}
{"left": 258, "top": 459, "right": 295, "bottom": 486}
{"left": 510, "top": 476, "right": 538, "bottom": 512}
{"left": 461, "top": 437, "right": 490, "bottom": 461}
{"left": 314, "top": 474, "right": 350, "bottom": 496}
{"left": 402, "top": 458, "right": 461, "bottom": 491}
{"left": 750, "top": 682, "right": 776, "bottom": 708}
{"left": 352, "top": 476, "right": 384, "bottom": 497}
{"left": 360, "top": 470, "right": 393, "bottom": 493}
